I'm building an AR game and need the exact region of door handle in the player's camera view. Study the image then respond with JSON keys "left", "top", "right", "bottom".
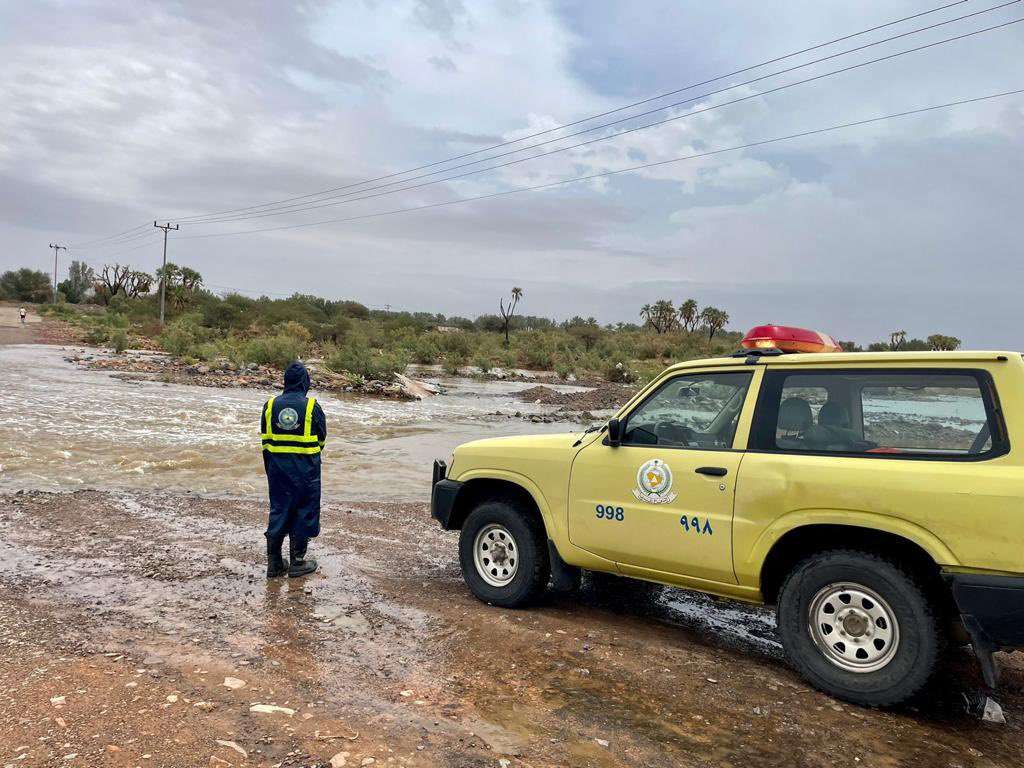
{"left": 695, "top": 466, "right": 728, "bottom": 477}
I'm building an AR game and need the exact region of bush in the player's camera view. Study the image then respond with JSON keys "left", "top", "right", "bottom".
{"left": 472, "top": 354, "right": 492, "bottom": 375}
{"left": 85, "top": 326, "right": 108, "bottom": 345}
{"left": 442, "top": 353, "right": 465, "bottom": 375}
{"left": 512, "top": 331, "right": 555, "bottom": 370}
{"left": 159, "top": 315, "right": 206, "bottom": 357}
{"left": 243, "top": 332, "right": 308, "bottom": 368}
{"left": 603, "top": 358, "right": 636, "bottom": 383}
{"left": 407, "top": 334, "right": 441, "bottom": 364}
{"left": 109, "top": 329, "right": 129, "bottom": 354}
{"left": 326, "top": 338, "right": 409, "bottom": 381}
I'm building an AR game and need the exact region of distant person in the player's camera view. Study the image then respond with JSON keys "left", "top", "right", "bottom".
{"left": 19, "top": 307, "right": 26, "bottom": 324}
{"left": 260, "top": 361, "right": 327, "bottom": 578}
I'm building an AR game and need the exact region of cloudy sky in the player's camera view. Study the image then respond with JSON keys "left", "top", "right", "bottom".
{"left": 1, "top": 0, "right": 1022, "bottom": 345}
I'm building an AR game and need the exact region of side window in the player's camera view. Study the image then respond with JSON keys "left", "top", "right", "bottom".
{"left": 622, "top": 372, "right": 753, "bottom": 449}
{"left": 751, "top": 369, "right": 1005, "bottom": 458}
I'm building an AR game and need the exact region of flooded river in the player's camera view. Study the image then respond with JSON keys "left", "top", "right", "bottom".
{"left": 0, "top": 344, "right": 583, "bottom": 500}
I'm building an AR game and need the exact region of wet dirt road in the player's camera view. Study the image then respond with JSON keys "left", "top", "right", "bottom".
{"left": 2, "top": 490, "right": 1022, "bottom": 768}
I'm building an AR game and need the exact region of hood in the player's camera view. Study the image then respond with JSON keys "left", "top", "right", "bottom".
{"left": 283, "top": 361, "right": 310, "bottom": 394}
{"left": 456, "top": 432, "right": 581, "bottom": 453}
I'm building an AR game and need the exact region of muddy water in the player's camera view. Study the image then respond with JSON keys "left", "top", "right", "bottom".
{"left": 0, "top": 344, "right": 583, "bottom": 499}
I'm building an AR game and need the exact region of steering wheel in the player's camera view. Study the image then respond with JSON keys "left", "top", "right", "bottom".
{"left": 655, "top": 421, "right": 695, "bottom": 446}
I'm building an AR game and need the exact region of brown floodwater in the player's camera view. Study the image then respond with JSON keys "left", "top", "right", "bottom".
{"left": 0, "top": 344, "right": 585, "bottom": 500}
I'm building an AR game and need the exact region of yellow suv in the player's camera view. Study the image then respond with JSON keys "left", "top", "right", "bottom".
{"left": 431, "top": 326, "right": 1024, "bottom": 706}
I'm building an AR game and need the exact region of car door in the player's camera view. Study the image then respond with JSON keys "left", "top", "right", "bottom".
{"left": 568, "top": 369, "right": 756, "bottom": 584}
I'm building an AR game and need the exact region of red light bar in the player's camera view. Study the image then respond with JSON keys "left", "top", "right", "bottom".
{"left": 741, "top": 325, "right": 842, "bottom": 354}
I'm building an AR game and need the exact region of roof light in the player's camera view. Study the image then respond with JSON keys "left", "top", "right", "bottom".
{"left": 741, "top": 325, "right": 842, "bottom": 354}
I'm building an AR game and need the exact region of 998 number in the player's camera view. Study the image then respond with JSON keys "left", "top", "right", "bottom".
{"left": 595, "top": 504, "right": 625, "bottom": 521}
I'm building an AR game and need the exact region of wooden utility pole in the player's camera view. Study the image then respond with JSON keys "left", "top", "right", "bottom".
{"left": 48, "top": 243, "right": 67, "bottom": 303}
{"left": 154, "top": 221, "right": 179, "bottom": 325}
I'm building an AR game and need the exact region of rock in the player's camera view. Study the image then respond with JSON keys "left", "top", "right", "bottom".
{"left": 330, "top": 753, "right": 349, "bottom": 767}
{"left": 491, "top": 368, "right": 507, "bottom": 379}
{"left": 223, "top": 677, "right": 247, "bottom": 690}
{"left": 249, "top": 704, "right": 295, "bottom": 716}
{"left": 216, "top": 740, "right": 247, "bottom": 758}
{"left": 360, "top": 759, "right": 375, "bottom": 766}
{"left": 595, "top": 738, "right": 609, "bottom": 747}
{"left": 982, "top": 697, "right": 1006, "bottom": 724}
{"left": 50, "top": 695, "right": 66, "bottom": 707}
{"left": 209, "top": 757, "right": 231, "bottom": 767}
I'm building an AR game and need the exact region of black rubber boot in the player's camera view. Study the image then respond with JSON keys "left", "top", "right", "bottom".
{"left": 288, "top": 536, "right": 318, "bottom": 578}
{"left": 266, "top": 535, "right": 288, "bottom": 578}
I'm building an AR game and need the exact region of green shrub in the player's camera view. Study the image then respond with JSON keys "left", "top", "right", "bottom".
{"left": 408, "top": 335, "right": 441, "bottom": 364}
{"left": 603, "top": 358, "right": 636, "bottom": 383}
{"left": 159, "top": 317, "right": 202, "bottom": 357}
{"left": 243, "top": 332, "right": 307, "bottom": 368}
{"left": 513, "top": 331, "right": 555, "bottom": 369}
{"left": 326, "top": 339, "right": 409, "bottom": 380}
{"left": 437, "top": 331, "right": 472, "bottom": 357}
{"left": 472, "top": 354, "right": 492, "bottom": 374}
{"left": 554, "top": 359, "right": 575, "bottom": 380}
{"left": 442, "top": 353, "right": 465, "bottom": 375}
{"left": 109, "top": 329, "right": 129, "bottom": 354}
{"left": 85, "top": 326, "right": 108, "bottom": 345}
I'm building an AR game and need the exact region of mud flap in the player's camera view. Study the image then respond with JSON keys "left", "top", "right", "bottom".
{"left": 548, "top": 540, "right": 581, "bottom": 592}
{"left": 961, "top": 614, "right": 1001, "bottom": 689}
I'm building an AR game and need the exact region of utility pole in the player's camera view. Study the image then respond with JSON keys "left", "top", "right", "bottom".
{"left": 154, "top": 221, "right": 179, "bottom": 325}
{"left": 48, "top": 243, "right": 67, "bottom": 303}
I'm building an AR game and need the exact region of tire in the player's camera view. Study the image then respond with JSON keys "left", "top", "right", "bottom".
{"left": 459, "top": 500, "right": 550, "bottom": 608}
{"left": 777, "top": 549, "right": 943, "bottom": 707}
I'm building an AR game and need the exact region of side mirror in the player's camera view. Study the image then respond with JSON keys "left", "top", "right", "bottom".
{"left": 607, "top": 418, "right": 622, "bottom": 447}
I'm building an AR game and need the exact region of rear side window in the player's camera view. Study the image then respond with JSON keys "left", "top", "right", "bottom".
{"left": 750, "top": 369, "right": 1007, "bottom": 459}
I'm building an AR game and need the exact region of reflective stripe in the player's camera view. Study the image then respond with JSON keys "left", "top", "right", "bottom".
{"left": 263, "top": 443, "right": 322, "bottom": 454}
{"left": 261, "top": 395, "right": 322, "bottom": 452}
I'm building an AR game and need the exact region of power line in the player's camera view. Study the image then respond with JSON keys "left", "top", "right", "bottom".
{"left": 174, "top": 88, "right": 1024, "bottom": 241}
{"left": 181, "top": 12, "right": 1024, "bottom": 226}
{"left": 170, "top": 0, "right": 980, "bottom": 224}
{"left": 72, "top": 228, "right": 165, "bottom": 252}
{"left": 67, "top": 222, "right": 151, "bottom": 249}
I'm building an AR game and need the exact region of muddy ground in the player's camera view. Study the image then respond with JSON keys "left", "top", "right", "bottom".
{"left": 1, "top": 491, "right": 1022, "bottom": 768}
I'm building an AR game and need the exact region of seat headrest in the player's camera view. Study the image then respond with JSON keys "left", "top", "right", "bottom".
{"left": 779, "top": 397, "right": 812, "bottom": 432}
{"left": 819, "top": 401, "right": 851, "bottom": 428}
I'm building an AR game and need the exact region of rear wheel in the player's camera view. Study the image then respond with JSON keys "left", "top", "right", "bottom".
{"left": 777, "top": 550, "right": 943, "bottom": 707}
{"left": 459, "top": 500, "right": 549, "bottom": 608}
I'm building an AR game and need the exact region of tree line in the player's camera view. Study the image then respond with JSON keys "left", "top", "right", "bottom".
{"left": 639, "top": 298, "right": 730, "bottom": 341}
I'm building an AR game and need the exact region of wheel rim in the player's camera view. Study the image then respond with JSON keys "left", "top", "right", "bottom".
{"left": 808, "top": 582, "right": 900, "bottom": 673}
{"left": 473, "top": 524, "right": 519, "bottom": 587}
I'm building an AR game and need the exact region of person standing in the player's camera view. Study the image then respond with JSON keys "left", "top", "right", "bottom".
{"left": 19, "top": 307, "right": 26, "bottom": 324}
{"left": 260, "top": 361, "right": 326, "bottom": 578}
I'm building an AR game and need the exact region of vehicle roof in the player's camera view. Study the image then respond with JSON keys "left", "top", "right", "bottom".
{"left": 665, "top": 350, "right": 1018, "bottom": 373}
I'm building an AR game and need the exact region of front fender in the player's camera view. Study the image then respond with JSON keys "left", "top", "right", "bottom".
{"left": 739, "top": 508, "right": 961, "bottom": 584}
{"left": 453, "top": 468, "right": 560, "bottom": 541}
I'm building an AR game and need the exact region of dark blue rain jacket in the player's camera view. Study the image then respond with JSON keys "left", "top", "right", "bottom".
{"left": 260, "top": 362, "right": 327, "bottom": 539}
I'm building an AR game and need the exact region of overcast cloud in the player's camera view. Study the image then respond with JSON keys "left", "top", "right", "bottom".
{"left": 1, "top": 0, "right": 1022, "bottom": 345}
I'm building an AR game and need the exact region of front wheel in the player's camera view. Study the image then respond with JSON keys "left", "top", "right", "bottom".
{"left": 777, "top": 550, "right": 943, "bottom": 707}
{"left": 459, "top": 501, "right": 549, "bottom": 608}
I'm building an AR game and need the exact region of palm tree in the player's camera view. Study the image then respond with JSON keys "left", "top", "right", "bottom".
{"left": 650, "top": 299, "right": 677, "bottom": 334}
{"left": 499, "top": 287, "right": 523, "bottom": 347}
{"left": 678, "top": 298, "right": 699, "bottom": 332}
{"left": 639, "top": 304, "right": 652, "bottom": 329}
{"left": 700, "top": 306, "right": 729, "bottom": 341}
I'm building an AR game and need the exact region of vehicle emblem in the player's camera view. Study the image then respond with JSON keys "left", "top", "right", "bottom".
{"left": 633, "top": 459, "right": 677, "bottom": 504}
{"left": 276, "top": 407, "right": 300, "bottom": 430}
